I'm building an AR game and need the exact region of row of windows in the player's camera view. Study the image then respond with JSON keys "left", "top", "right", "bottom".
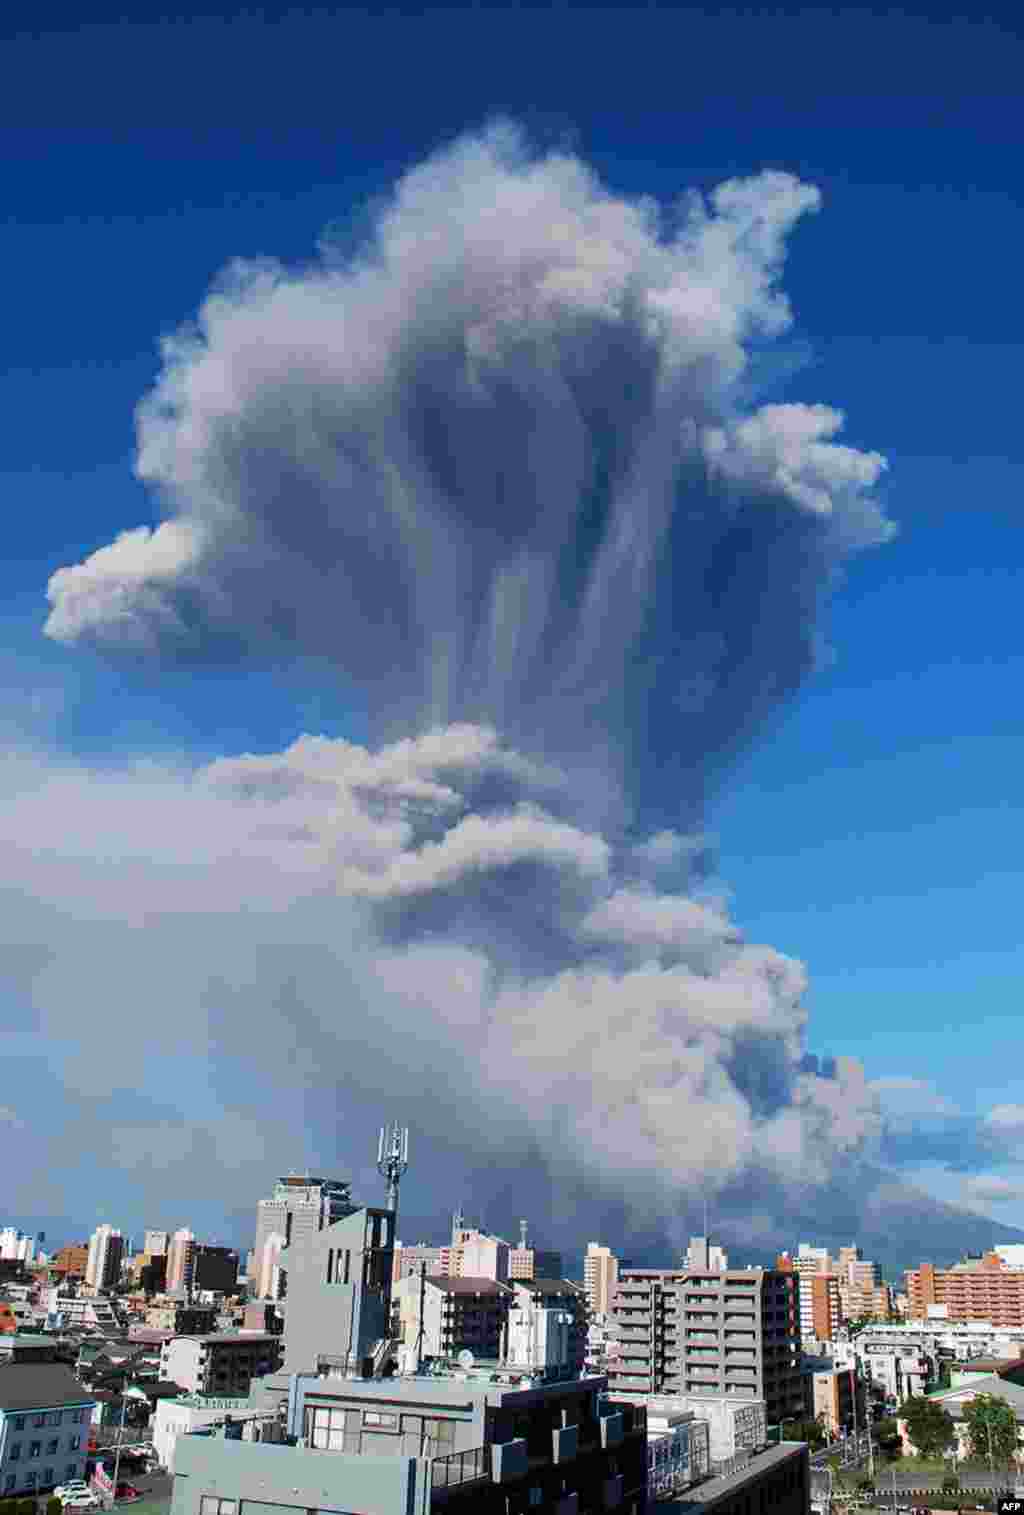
{"left": 7, "top": 1409, "right": 87, "bottom": 1431}
{"left": 7, "top": 1436, "right": 82, "bottom": 1460}
{"left": 3, "top": 1464, "right": 79, "bottom": 1494}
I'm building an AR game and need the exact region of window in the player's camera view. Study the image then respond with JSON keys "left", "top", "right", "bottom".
{"left": 9, "top": 1444, "right": 20, "bottom": 1462}
{"left": 69, "top": 1436, "right": 81, "bottom": 1452}
{"left": 363, "top": 1412, "right": 398, "bottom": 1429}
{"left": 29, "top": 1443, "right": 41, "bottom": 1459}
{"left": 47, "top": 1412, "right": 62, "bottom": 1427}
{"left": 44, "top": 1468, "right": 55, "bottom": 1486}
{"left": 13, "top": 1417, "right": 25, "bottom": 1432}
{"left": 3, "top": 1478, "right": 13, "bottom": 1495}
{"left": 309, "top": 1407, "right": 346, "bottom": 1451}
{"left": 47, "top": 1439, "right": 59, "bottom": 1455}
{"left": 199, "top": 1500, "right": 237, "bottom": 1515}
{"left": 33, "top": 1416, "right": 45, "bottom": 1429}
{"left": 66, "top": 1465, "right": 78, "bottom": 1479}
{"left": 25, "top": 1473, "right": 37, "bottom": 1489}
{"left": 64, "top": 1410, "right": 80, "bottom": 1425}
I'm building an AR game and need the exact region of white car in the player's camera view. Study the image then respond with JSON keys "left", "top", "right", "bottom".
{"left": 61, "top": 1495, "right": 101, "bottom": 1510}
{"left": 54, "top": 1484, "right": 91, "bottom": 1501}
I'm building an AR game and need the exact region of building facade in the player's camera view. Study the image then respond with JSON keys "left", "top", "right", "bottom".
{"left": 584, "top": 1244, "right": 619, "bottom": 1319}
{"left": 0, "top": 1364, "right": 96, "bottom": 1498}
{"left": 506, "top": 1280, "right": 587, "bottom": 1379}
{"left": 85, "top": 1225, "right": 124, "bottom": 1293}
{"left": 166, "top": 1231, "right": 196, "bottom": 1294}
{"left": 607, "top": 1266, "right": 802, "bottom": 1427}
{"left": 281, "top": 1206, "right": 395, "bottom": 1377}
{"left": 172, "top": 1366, "right": 647, "bottom": 1515}
{"left": 253, "top": 1176, "right": 356, "bottom": 1265}
{"left": 392, "top": 1276, "right": 511, "bottom": 1364}
{"left": 906, "top": 1256, "right": 1024, "bottom": 1327}
{"left": 160, "top": 1335, "right": 282, "bottom": 1396}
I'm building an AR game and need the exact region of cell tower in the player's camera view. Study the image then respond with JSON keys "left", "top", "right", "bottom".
{"left": 377, "top": 1120, "right": 409, "bottom": 1213}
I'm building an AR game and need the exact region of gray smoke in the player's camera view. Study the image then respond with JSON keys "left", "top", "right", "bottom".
{"left": 30, "top": 124, "right": 898, "bottom": 1242}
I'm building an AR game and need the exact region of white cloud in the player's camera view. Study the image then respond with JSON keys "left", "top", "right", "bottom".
{"left": 870, "top": 1075, "right": 959, "bottom": 1117}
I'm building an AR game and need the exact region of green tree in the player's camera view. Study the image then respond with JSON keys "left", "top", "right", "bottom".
{"left": 962, "top": 1393, "right": 1019, "bottom": 1467}
{"left": 899, "top": 1394, "right": 957, "bottom": 1458}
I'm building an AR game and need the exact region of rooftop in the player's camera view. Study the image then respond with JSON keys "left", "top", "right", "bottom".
{"left": 423, "top": 1275, "right": 512, "bottom": 1296}
{"left": 660, "top": 1443, "right": 807, "bottom": 1512}
{"left": 0, "top": 1362, "right": 97, "bottom": 1412}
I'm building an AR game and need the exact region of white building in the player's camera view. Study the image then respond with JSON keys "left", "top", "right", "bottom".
{"left": 47, "top": 1291, "right": 125, "bottom": 1333}
{"left": 152, "top": 1393, "right": 251, "bottom": 1471}
{"left": 458, "top": 1232, "right": 510, "bottom": 1284}
{"left": 256, "top": 1233, "right": 286, "bottom": 1301}
{"left": 668, "top": 1395, "right": 767, "bottom": 1465}
{"left": 505, "top": 1280, "right": 585, "bottom": 1378}
{"left": 0, "top": 1229, "right": 34, "bottom": 1265}
{"left": 684, "top": 1236, "right": 729, "bottom": 1271}
{"left": 85, "top": 1225, "right": 124, "bottom": 1293}
{"left": 646, "top": 1407, "right": 712, "bottom": 1497}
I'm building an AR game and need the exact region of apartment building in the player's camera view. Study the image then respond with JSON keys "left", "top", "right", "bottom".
{"left": 172, "top": 1363, "right": 647, "bottom": 1515}
{"left": 801, "top": 1358, "right": 858, "bottom": 1434}
{"left": 166, "top": 1230, "right": 196, "bottom": 1294}
{"left": 160, "top": 1333, "right": 282, "bottom": 1396}
{"left": 144, "top": 1230, "right": 170, "bottom": 1257}
{"left": 50, "top": 1244, "right": 88, "bottom": 1279}
{"left": 392, "top": 1275, "right": 512, "bottom": 1362}
{"left": 906, "top": 1255, "right": 1024, "bottom": 1326}
{"left": 607, "top": 1265, "right": 803, "bottom": 1426}
{"left": 145, "top": 1301, "right": 219, "bottom": 1334}
{"left": 392, "top": 1243, "right": 445, "bottom": 1284}
{"left": 508, "top": 1222, "right": 563, "bottom": 1282}
{"left": 0, "top": 1364, "right": 96, "bottom": 1498}
{"left": 85, "top": 1225, "right": 124, "bottom": 1292}
{"left": 192, "top": 1246, "right": 239, "bottom": 1295}
{"left": 584, "top": 1243, "right": 619, "bottom": 1318}
{"left": 810, "top": 1276, "right": 842, "bottom": 1341}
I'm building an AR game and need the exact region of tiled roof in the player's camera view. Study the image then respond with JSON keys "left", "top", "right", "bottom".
{"left": 0, "top": 1363, "right": 96, "bottom": 1412}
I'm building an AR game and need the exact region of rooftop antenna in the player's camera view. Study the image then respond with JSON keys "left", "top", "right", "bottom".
{"left": 519, "top": 1219, "right": 528, "bottom": 1251}
{"left": 377, "top": 1120, "right": 409, "bottom": 1214}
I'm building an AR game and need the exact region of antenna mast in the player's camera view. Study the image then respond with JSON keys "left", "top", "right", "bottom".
{"left": 377, "top": 1120, "right": 410, "bottom": 1215}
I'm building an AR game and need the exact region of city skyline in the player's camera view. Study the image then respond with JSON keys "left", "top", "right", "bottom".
{"left": 2, "top": 3, "right": 1023, "bottom": 1251}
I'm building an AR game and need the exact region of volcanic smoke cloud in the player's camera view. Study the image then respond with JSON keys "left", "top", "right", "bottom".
{"left": 41, "top": 124, "right": 894, "bottom": 1237}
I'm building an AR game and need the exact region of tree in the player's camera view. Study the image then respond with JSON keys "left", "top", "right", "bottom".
{"left": 962, "top": 1394, "right": 1019, "bottom": 1467}
{"left": 899, "top": 1394, "right": 957, "bottom": 1458}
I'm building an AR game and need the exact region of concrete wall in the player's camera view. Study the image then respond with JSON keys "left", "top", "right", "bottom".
{"left": 171, "top": 1431, "right": 430, "bottom": 1515}
{"left": 153, "top": 1398, "right": 251, "bottom": 1473}
{"left": 283, "top": 1209, "right": 394, "bottom": 1376}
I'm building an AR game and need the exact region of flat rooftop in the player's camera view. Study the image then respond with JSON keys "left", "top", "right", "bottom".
{"left": 660, "top": 1443, "right": 807, "bottom": 1513}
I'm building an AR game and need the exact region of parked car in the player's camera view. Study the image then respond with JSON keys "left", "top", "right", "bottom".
{"left": 54, "top": 1482, "right": 91, "bottom": 1501}
{"left": 63, "top": 1496, "right": 102, "bottom": 1511}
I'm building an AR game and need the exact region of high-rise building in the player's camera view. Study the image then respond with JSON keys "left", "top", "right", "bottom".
{"left": 144, "top": 1229, "right": 170, "bottom": 1256}
{"left": 391, "top": 1242, "right": 445, "bottom": 1284}
{"left": 257, "top": 1233, "right": 286, "bottom": 1300}
{"left": 685, "top": 1236, "right": 729, "bottom": 1271}
{"left": 606, "top": 1264, "right": 803, "bottom": 1427}
{"left": 0, "top": 1229, "right": 34, "bottom": 1264}
{"left": 192, "top": 1243, "right": 239, "bottom": 1294}
{"left": 85, "top": 1225, "right": 124, "bottom": 1292}
{"left": 810, "top": 1274, "right": 843, "bottom": 1340}
{"left": 792, "top": 1245, "right": 831, "bottom": 1338}
{"left": 508, "top": 1219, "right": 563, "bottom": 1281}
{"left": 166, "top": 1228, "right": 196, "bottom": 1293}
{"left": 584, "top": 1242, "right": 619, "bottom": 1317}
{"left": 253, "top": 1175, "right": 356, "bottom": 1265}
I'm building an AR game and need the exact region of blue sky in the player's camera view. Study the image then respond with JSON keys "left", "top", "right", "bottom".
{"left": 3, "top": 0, "right": 1024, "bottom": 1248}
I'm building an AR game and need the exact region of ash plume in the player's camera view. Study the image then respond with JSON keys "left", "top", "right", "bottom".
{"left": 31, "top": 124, "right": 897, "bottom": 1240}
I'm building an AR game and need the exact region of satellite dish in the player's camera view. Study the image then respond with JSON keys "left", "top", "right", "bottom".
{"left": 458, "top": 1350, "right": 475, "bottom": 1369}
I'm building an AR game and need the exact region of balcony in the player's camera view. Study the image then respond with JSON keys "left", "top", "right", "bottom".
{"left": 553, "top": 1425, "right": 578, "bottom": 1464}
{"left": 431, "top": 1446, "right": 492, "bottom": 1489}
